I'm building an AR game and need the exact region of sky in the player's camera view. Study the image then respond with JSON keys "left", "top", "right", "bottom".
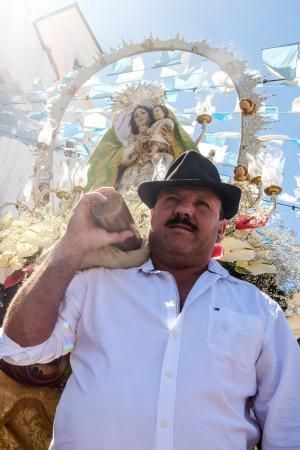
{"left": 27, "top": 0, "right": 300, "bottom": 55}
{"left": 13, "top": 0, "right": 300, "bottom": 239}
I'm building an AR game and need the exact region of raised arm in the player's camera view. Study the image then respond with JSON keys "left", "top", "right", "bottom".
{"left": 3, "top": 188, "right": 133, "bottom": 347}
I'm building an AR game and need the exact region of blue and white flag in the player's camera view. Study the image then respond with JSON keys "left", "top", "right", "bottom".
{"left": 291, "top": 139, "right": 300, "bottom": 147}
{"left": 116, "top": 57, "right": 144, "bottom": 83}
{"left": 166, "top": 91, "right": 178, "bottom": 103}
{"left": 174, "top": 73, "right": 203, "bottom": 91}
{"left": 109, "top": 57, "right": 133, "bottom": 75}
{"left": 205, "top": 134, "right": 226, "bottom": 147}
{"left": 212, "top": 112, "right": 233, "bottom": 121}
{"left": 262, "top": 44, "right": 299, "bottom": 80}
{"left": 61, "top": 121, "right": 84, "bottom": 139}
{"left": 152, "top": 51, "right": 182, "bottom": 68}
{"left": 261, "top": 106, "right": 279, "bottom": 121}
{"left": 0, "top": 112, "right": 17, "bottom": 128}
{"left": 88, "top": 85, "right": 114, "bottom": 99}
{"left": 176, "top": 114, "right": 193, "bottom": 126}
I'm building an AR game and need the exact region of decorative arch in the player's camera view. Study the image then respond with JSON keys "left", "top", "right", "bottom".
{"left": 36, "top": 36, "right": 268, "bottom": 185}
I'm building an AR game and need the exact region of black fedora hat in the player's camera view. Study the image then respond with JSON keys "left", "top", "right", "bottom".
{"left": 138, "top": 150, "right": 241, "bottom": 219}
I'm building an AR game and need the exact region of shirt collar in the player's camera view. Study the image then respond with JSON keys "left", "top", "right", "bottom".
{"left": 138, "top": 259, "right": 158, "bottom": 273}
{"left": 138, "top": 258, "right": 229, "bottom": 278}
{"left": 207, "top": 259, "right": 229, "bottom": 277}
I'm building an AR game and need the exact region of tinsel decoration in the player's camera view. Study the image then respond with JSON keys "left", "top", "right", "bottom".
{"left": 111, "top": 81, "right": 166, "bottom": 117}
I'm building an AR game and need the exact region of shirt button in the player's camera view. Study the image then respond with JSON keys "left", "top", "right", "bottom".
{"left": 164, "top": 369, "right": 173, "bottom": 378}
{"left": 172, "top": 329, "right": 179, "bottom": 337}
{"left": 165, "top": 300, "right": 176, "bottom": 308}
{"left": 160, "top": 419, "right": 168, "bottom": 428}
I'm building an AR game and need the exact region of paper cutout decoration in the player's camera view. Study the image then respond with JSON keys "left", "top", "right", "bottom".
{"left": 262, "top": 44, "right": 299, "bottom": 80}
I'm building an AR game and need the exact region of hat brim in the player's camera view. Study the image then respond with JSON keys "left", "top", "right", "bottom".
{"left": 138, "top": 179, "right": 241, "bottom": 219}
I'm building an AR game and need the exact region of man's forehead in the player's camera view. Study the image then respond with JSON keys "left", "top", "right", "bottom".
{"left": 158, "top": 186, "right": 219, "bottom": 198}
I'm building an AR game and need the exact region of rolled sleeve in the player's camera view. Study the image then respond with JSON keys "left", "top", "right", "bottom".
{"left": 0, "top": 270, "right": 87, "bottom": 365}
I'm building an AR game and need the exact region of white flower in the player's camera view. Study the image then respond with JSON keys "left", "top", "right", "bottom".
{"left": 221, "top": 237, "right": 256, "bottom": 262}
{"left": 235, "top": 261, "right": 277, "bottom": 276}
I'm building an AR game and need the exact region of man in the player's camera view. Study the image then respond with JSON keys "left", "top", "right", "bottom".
{"left": 1, "top": 151, "right": 300, "bottom": 450}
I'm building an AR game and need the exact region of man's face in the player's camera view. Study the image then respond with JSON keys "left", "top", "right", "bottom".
{"left": 149, "top": 187, "right": 227, "bottom": 266}
{"left": 133, "top": 107, "right": 150, "bottom": 128}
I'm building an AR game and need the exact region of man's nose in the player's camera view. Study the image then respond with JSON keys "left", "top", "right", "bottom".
{"left": 174, "top": 201, "right": 194, "bottom": 217}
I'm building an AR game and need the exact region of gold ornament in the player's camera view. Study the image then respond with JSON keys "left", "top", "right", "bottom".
{"left": 250, "top": 175, "right": 262, "bottom": 186}
{"left": 264, "top": 185, "right": 282, "bottom": 196}
{"left": 196, "top": 113, "right": 212, "bottom": 125}
{"left": 239, "top": 98, "right": 256, "bottom": 115}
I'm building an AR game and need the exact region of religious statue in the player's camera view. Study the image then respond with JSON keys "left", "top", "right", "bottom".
{"left": 85, "top": 83, "right": 194, "bottom": 193}
{"left": 233, "top": 164, "right": 250, "bottom": 182}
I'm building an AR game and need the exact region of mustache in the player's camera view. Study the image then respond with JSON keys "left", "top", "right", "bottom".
{"left": 165, "top": 214, "right": 198, "bottom": 231}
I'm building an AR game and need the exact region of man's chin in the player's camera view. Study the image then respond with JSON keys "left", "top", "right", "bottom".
{"left": 149, "top": 231, "right": 195, "bottom": 255}
{"left": 165, "top": 244, "right": 195, "bottom": 256}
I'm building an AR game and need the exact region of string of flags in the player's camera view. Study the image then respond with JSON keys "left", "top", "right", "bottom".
{"left": 0, "top": 46, "right": 300, "bottom": 211}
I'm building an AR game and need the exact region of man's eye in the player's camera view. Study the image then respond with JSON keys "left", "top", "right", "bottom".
{"left": 196, "top": 201, "right": 209, "bottom": 209}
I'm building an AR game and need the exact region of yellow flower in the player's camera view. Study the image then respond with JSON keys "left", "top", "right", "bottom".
{"left": 16, "top": 242, "right": 39, "bottom": 258}
{"left": 9, "top": 256, "right": 26, "bottom": 271}
{"left": 0, "top": 254, "right": 10, "bottom": 268}
{"left": 0, "top": 213, "right": 13, "bottom": 228}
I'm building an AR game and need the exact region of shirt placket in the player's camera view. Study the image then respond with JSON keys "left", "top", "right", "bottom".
{"left": 154, "top": 269, "right": 222, "bottom": 450}
{"left": 155, "top": 318, "right": 184, "bottom": 450}
{"left": 154, "top": 275, "right": 183, "bottom": 450}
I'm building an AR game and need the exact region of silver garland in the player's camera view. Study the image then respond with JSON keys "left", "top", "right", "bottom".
{"left": 255, "top": 222, "right": 300, "bottom": 304}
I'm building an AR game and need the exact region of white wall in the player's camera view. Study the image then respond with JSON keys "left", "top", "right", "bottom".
{"left": 0, "top": 0, "right": 56, "bottom": 90}
{"left": 0, "top": 137, "right": 36, "bottom": 205}
{"left": 0, "top": 0, "right": 56, "bottom": 203}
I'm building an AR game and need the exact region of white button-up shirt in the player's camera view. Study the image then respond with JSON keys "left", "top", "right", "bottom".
{"left": 1, "top": 259, "right": 300, "bottom": 450}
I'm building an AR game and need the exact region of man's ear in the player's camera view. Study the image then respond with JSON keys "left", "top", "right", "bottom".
{"left": 216, "top": 219, "right": 227, "bottom": 243}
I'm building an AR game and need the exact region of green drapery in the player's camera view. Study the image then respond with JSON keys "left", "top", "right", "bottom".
{"left": 85, "top": 114, "right": 195, "bottom": 192}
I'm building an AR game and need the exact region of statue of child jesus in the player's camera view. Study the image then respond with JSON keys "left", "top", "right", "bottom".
{"left": 148, "top": 104, "right": 174, "bottom": 156}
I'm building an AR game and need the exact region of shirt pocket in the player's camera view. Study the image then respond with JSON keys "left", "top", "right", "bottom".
{"left": 207, "top": 305, "right": 264, "bottom": 373}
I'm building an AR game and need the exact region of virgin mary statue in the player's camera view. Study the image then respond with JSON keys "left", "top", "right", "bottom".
{"left": 85, "top": 82, "right": 194, "bottom": 192}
